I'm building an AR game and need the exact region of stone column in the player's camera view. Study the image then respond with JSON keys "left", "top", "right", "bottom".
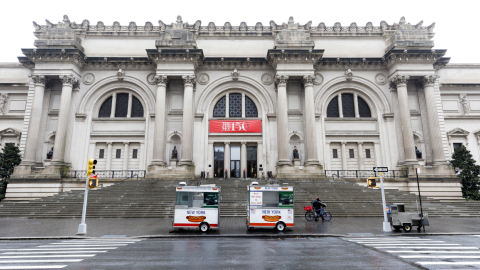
{"left": 241, "top": 141, "right": 247, "bottom": 177}
{"left": 139, "top": 142, "right": 145, "bottom": 169}
{"left": 21, "top": 75, "right": 46, "bottom": 166}
{"left": 390, "top": 75, "right": 417, "bottom": 165}
{"left": 357, "top": 142, "right": 364, "bottom": 170}
{"left": 354, "top": 93, "right": 359, "bottom": 118}
{"left": 150, "top": 75, "right": 168, "bottom": 166}
{"left": 422, "top": 75, "right": 447, "bottom": 165}
{"left": 374, "top": 142, "right": 381, "bottom": 167}
{"left": 257, "top": 142, "right": 263, "bottom": 179}
{"left": 341, "top": 141, "right": 347, "bottom": 170}
{"left": 127, "top": 93, "right": 132, "bottom": 118}
{"left": 123, "top": 142, "right": 129, "bottom": 170}
{"left": 110, "top": 93, "right": 117, "bottom": 118}
{"left": 275, "top": 75, "right": 291, "bottom": 166}
{"left": 325, "top": 142, "right": 331, "bottom": 170}
{"left": 208, "top": 142, "right": 214, "bottom": 178}
{"left": 224, "top": 142, "right": 230, "bottom": 178}
{"left": 106, "top": 142, "right": 113, "bottom": 170}
{"left": 338, "top": 94, "right": 344, "bottom": 118}
{"left": 51, "top": 75, "right": 78, "bottom": 166}
{"left": 179, "top": 75, "right": 195, "bottom": 166}
{"left": 241, "top": 93, "right": 245, "bottom": 118}
{"left": 303, "top": 75, "right": 320, "bottom": 166}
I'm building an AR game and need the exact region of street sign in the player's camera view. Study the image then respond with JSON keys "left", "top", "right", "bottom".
{"left": 373, "top": 167, "right": 388, "bottom": 172}
{"left": 416, "top": 168, "right": 420, "bottom": 174}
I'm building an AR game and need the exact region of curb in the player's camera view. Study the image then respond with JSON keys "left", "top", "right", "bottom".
{"left": 1, "top": 232, "right": 479, "bottom": 240}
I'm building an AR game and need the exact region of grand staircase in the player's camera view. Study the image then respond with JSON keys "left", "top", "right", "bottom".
{"left": 0, "top": 178, "right": 479, "bottom": 218}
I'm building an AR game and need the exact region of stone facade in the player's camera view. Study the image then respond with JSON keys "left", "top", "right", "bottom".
{"left": 1, "top": 15, "right": 480, "bottom": 198}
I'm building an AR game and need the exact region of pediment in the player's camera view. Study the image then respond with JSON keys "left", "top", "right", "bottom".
{"left": 0, "top": 128, "right": 21, "bottom": 137}
{"left": 447, "top": 128, "right": 470, "bottom": 136}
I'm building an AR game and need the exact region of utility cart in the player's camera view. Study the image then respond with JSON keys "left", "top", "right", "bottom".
{"left": 388, "top": 203, "right": 429, "bottom": 232}
{"left": 246, "top": 183, "right": 294, "bottom": 232}
{"left": 173, "top": 184, "right": 220, "bottom": 232}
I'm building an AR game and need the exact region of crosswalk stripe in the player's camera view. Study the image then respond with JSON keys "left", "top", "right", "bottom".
{"left": 417, "top": 261, "right": 480, "bottom": 265}
{"left": 355, "top": 241, "right": 442, "bottom": 244}
{"left": 0, "top": 255, "right": 95, "bottom": 258}
{"left": 59, "top": 242, "right": 136, "bottom": 244}
{"left": 0, "top": 259, "right": 83, "bottom": 263}
{"left": 401, "top": 255, "right": 480, "bottom": 259}
{"left": 387, "top": 250, "right": 480, "bottom": 253}
{"left": 37, "top": 245, "right": 126, "bottom": 247}
{"left": 2, "top": 251, "right": 107, "bottom": 254}
{"left": 367, "top": 244, "right": 460, "bottom": 246}
{"left": 344, "top": 237, "right": 423, "bottom": 240}
{"left": 376, "top": 247, "right": 479, "bottom": 249}
{"left": 0, "top": 266, "right": 67, "bottom": 269}
{"left": 0, "top": 248, "right": 117, "bottom": 251}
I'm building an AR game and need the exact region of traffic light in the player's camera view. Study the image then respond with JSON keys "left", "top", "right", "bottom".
{"left": 367, "top": 177, "right": 377, "bottom": 188}
{"left": 87, "top": 158, "right": 97, "bottom": 176}
{"left": 88, "top": 177, "right": 98, "bottom": 189}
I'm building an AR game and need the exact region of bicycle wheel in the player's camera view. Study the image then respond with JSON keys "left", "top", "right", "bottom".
{"left": 305, "top": 211, "right": 315, "bottom": 221}
{"left": 322, "top": 211, "right": 332, "bottom": 221}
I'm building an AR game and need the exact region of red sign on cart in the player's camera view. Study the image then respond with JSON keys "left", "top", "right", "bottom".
{"left": 209, "top": 120, "right": 262, "bottom": 133}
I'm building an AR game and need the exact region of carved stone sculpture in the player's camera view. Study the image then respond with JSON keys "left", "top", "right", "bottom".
{"left": 47, "top": 147, "right": 54, "bottom": 159}
{"left": 415, "top": 146, "right": 422, "bottom": 159}
{"left": 460, "top": 95, "right": 470, "bottom": 115}
{"left": 293, "top": 146, "right": 299, "bottom": 159}
{"left": 171, "top": 146, "right": 178, "bottom": 159}
{"left": 0, "top": 94, "right": 8, "bottom": 115}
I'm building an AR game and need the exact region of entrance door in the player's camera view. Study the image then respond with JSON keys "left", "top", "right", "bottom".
{"left": 247, "top": 146, "right": 257, "bottom": 178}
{"left": 230, "top": 145, "right": 240, "bottom": 178}
{"left": 214, "top": 146, "right": 224, "bottom": 178}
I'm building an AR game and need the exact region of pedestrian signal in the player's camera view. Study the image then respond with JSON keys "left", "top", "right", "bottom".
{"left": 87, "top": 159, "right": 97, "bottom": 175}
{"left": 88, "top": 178, "right": 98, "bottom": 188}
{"left": 367, "top": 177, "right": 377, "bottom": 188}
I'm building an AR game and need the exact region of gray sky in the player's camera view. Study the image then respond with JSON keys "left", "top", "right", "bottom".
{"left": 1, "top": 0, "right": 479, "bottom": 63}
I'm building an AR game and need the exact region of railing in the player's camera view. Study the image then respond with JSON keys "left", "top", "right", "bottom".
{"left": 324, "top": 170, "right": 408, "bottom": 178}
{"left": 61, "top": 170, "right": 146, "bottom": 179}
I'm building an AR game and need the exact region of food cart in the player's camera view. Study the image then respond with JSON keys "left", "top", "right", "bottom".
{"left": 246, "top": 183, "right": 294, "bottom": 231}
{"left": 173, "top": 184, "right": 220, "bottom": 232}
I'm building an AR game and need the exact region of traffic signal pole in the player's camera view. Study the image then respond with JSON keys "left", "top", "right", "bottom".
{"left": 77, "top": 175, "right": 89, "bottom": 235}
{"left": 379, "top": 173, "right": 391, "bottom": 232}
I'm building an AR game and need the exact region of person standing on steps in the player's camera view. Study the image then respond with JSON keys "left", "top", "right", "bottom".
{"left": 312, "top": 197, "right": 324, "bottom": 221}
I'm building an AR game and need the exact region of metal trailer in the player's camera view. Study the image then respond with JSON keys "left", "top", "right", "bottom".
{"left": 172, "top": 184, "right": 220, "bottom": 232}
{"left": 388, "top": 203, "right": 429, "bottom": 232}
{"left": 246, "top": 183, "right": 294, "bottom": 232}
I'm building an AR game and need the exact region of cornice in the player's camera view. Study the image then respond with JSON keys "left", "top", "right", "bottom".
{"left": 146, "top": 49, "right": 204, "bottom": 68}
{"left": 200, "top": 57, "right": 270, "bottom": 70}
{"left": 316, "top": 57, "right": 386, "bottom": 70}
{"left": 441, "top": 84, "right": 480, "bottom": 89}
{"left": 21, "top": 48, "right": 86, "bottom": 68}
{"left": 83, "top": 57, "right": 155, "bottom": 70}
{"left": 383, "top": 49, "right": 447, "bottom": 69}
{"left": 267, "top": 49, "right": 324, "bottom": 69}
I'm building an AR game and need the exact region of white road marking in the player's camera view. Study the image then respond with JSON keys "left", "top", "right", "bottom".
{"left": 37, "top": 245, "right": 126, "bottom": 247}
{"left": 2, "top": 251, "right": 107, "bottom": 254}
{"left": 355, "top": 241, "right": 442, "bottom": 244}
{"left": 367, "top": 244, "right": 460, "bottom": 246}
{"left": 0, "top": 259, "right": 83, "bottom": 263}
{"left": 0, "top": 255, "right": 95, "bottom": 259}
{"left": 387, "top": 250, "right": 480, "bottom": 253}
{"left": 0, "top": 248, "right": 117, "bottom": 251}
{"left": 375, "top": 247, "right": 479, "bottom": 249}
{"left": 344, "top": 237, "right": 423, "bottom": 240}
{"left": 417, "top": 261, "right": 480, "bottom": 265}
{"left": 59, "top": 241, "right": 135, "bottom": 244}
{"left": 0, "top": 266, "right": 67, "bottom": 269}
{"left": 402, "top": 255, "right": 480, "bottom": 259}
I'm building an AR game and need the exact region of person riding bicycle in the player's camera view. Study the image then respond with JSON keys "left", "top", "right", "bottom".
{"left": 312, "top": 197, "right": 324, "bottom": 221}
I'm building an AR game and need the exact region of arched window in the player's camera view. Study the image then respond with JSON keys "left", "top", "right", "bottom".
{"left": 98, "top": 92, "right": 144, "bottom": 118}
{"left": 326, "top": 93, "right": 372, "bottom": 118}
{"left": 212, "top": 93, "right": 258, "bottom": 118}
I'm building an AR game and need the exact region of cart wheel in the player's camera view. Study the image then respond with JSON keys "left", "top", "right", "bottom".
{"left": 199, "top": 223, "right": 209, "bottom": 232}
{"left": 393, "top": 226, "right": 402, "bottom": 231}
{"left": 276, "top": 222, "right": 285, "bottom": 232}
{"left": 403, "top": 224, "right": 412, "bottom": 232}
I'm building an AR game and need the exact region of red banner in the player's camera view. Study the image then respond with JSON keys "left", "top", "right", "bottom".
{"left": 209, "top": 120, "right": 262, "bottom": 133}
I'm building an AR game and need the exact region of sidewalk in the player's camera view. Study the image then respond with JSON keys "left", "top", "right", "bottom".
{"left": 1, "top": 216, "right": 479, "bottom": 239}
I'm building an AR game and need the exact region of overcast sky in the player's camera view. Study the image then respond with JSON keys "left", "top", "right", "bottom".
{"left": 1, "top": 0, "right": 479, "bottom": 63}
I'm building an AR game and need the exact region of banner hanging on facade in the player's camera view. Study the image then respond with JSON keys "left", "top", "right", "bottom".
{"left": 209, "top": 120, "right": 262, "bottom": 133}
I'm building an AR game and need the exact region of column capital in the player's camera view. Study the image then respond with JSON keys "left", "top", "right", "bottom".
{"left": 341, "top": 141, "right": 347, "bottom": 145}
{"left": 59, "top": 75, "right": 79, "bottom": 88}
{"left": 123, "top": 142, "right": 130, "bottom": 145}
{"left": 182, "top": 75, "right": 196, "bottom": 87}
{"left": 224, "top": 141, "right": 230, "bottom": 145}
{"left": 241, "top": 141, "right": 247, "bottom": 145}
{"left": 422, "top": 75, "right": 440, "bottom": 88}
{"left": 275, "top": 75, "right": 289, "bottom": 87}
{"left": 30, "top": 75, "right": 46, "bottom": 86}
{"left": 357, "top": 141, "right": 363, "bottom": 145}
{"left": 154, "top": 75, "right": 169, "bottom": 86}
{"left": 389, "top": 75, "right": 410, "bottom": 90}
{"left": 106, "top": 141, "right": 113, "bottom": 145}
{"left": 302, "top": 75, "right": 314, "bottom": 86}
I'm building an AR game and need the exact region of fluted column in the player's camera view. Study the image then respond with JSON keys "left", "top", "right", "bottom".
{"left": 21, "top": 75, "right": 46, "bottom": 166}
{"left": 374, "top": 142, "right": 381, "bottom": 167}
{"left": 51, "top": 75, "right": 78, "bottom": 165}
{"left": 106, "top": 142, "right": 113, "bottom": 170}
{"left": 123, "top": 142, "right": 129, "bottom": 170}
{"left": 303, "top": 75, "right": 320, "bottom": 166}
{"left": 390, "top": 75, "right": 417, "bottom": 165}
{"left": 224, "top": 142, "right": 230, "bottom": 178}
{"left": 275, "top": 75, "right": 291, "bottom": 166}
{"left": 422, "top": 75, "right": 447, "bottom": 165}
{"left": 241, "top": 141, "right": 247, "bottom": 177}
{"left": 151, "top": 75, "right": 168, "bottom": 166}
{"left": 357, "top": 142, "right": 364, "bottom": 170}
{"left": 341, "top": 141, "right": 347, "bottom": 170}
{"left": 179, "top": 75, "right": 195, "bottom": 166}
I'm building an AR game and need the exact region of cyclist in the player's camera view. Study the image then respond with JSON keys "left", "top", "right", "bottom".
{"left": 312, "top": 197, "right": 324, "bottom": 221}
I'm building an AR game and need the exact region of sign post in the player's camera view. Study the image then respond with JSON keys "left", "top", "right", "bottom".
{"left": 374, "top": 167, "right": 391, "bottom": 232}
{"left": 415, "top": 167, "right": 425, "bottom": 232}
{"left": 77, "top": 174, "right": 90, "bottom": 235}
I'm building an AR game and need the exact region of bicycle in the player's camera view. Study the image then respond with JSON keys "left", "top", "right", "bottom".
{"left": 304, "top": 203, "right": 332, "bottom": 221}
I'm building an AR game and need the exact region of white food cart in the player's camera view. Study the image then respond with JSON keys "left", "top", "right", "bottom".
{"left": 173, "top": 184, "right": 220, "bottom": 232}
{"left": 246, "top": 184, "right": 294, "bottom": 231}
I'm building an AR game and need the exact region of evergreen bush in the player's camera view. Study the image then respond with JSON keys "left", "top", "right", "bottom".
{"left": 449, "top": 145, "right": 480, "bottom": 200}
{"left": 0, "top": 143, "right": 21, "bottom": 201}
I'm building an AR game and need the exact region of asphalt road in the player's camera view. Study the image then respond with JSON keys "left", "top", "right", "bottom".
{"left": 1, "top": 235, "right": 480, "bottom": 269}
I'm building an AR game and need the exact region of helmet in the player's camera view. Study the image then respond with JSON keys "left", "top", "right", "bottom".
{"left": 316, "top": 197, "right": 319, "bottom": 200}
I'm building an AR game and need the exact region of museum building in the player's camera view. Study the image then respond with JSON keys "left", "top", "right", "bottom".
{"left": 1, "top": 15, "right": 480, "bottom": 199}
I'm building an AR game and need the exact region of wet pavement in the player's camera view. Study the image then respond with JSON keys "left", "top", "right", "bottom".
{"left": 0, "top": 216, "right": 479, "bottom": 238}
